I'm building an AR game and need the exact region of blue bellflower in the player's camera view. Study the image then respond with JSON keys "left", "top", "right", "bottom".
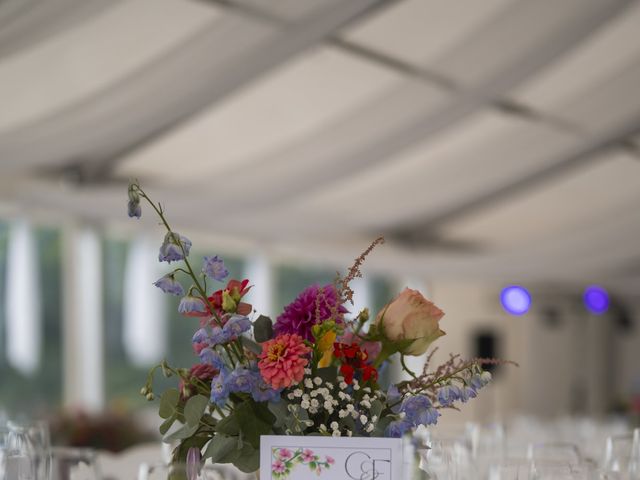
{"left": 437, "top": 385, "right": 458, "bottom": 406}
{"left": 202, "top": 255, "right": 229, "bottom": 282}
{"left": 178, "top": 295, "right": 207, "bottom": 316}
{"left": 199, "top": 348, "right": 226, "bottom": 371}
{"left": 223, "top": 315, "right": 252, "bottom": 338}
{"left": 251, "top": 377, "right": 281, "bottom": 403}
{"left": 209, "top": 327, "right": 230, "bottom": 345}
{"left": 153, "top": 273, "right": 184, "bottom": 296}
{"left": 158, "top": 232, "right": 192, "bottom": 263}
{"left": 210, "top": 372, "right": 230, "bottom": 407}
{"left": 128, "top": 200, "right": 142, "bottom": 219}
{"left": 385, "top": 420, "right": 413, "bottom": 438}
{"left": 227, "top": 367, "right": 256, "bottom": 394}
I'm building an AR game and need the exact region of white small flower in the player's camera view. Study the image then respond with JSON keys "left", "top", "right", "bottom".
{"left": 360, "top": 415, "right": 368, "bottom": 424}
{"left": 319, "top": 424, "right": 327, "bottom": 432}
{"left": 310, "top": 390, "right": 319, "bottom": 398}
{"left": 287, "top": 393, "right": 295, "bottom": 400}
{"left": 366, "top": 423, "right": 375, "bottom": 433}
{"left": 332, "top": 430, "right": 341, "bottom": 437}
{"left": 371, "top": 415, "right": 378, "bottom": 423}
{"left": 304, "top": 368, "right": 312, "bottom": 375}
{"left": 337, "top": 375, "right": 344, "bottom": 382}
{"left": 304, "top": 378, "right": 313, "bottom": 389}
{"left": 330, "top": 421, "right": 339, "bottom": 430}
{"left": 293, "top": 389, "right": 303, "bottom": 398}
{"left": 339, "top": 381, "right": 348, "bottom": 390}
{"left": 313, "top": 377, "right": 322, "bottom": 386}
{"left": 363, "top": 387, "right": 371, "bottom": 393}
{"left": 302, "top": 393, "right": 310, "bottom": 401}
{"left": 301, "top": 399, "right": 310, "bottom": 410}
{"left": 325, "top": 382, "right": 334, "bottom": 390}
{"left": 353, "top": 384, "right": 360, "bottom": 391}
{"left": 363, "top": 394, "right": 371, "bottom": 401}
{"left": 324, "top": 400, "right": 333, "bottom": 410}
{"left": 338, "top": 409, "right": 348, "bottom": 418}
{"left": 351, "top": 410, "right": 359, "bottom": 419}
{"left": 310, "top": 399, "right": 320, "bottom": 408}
{"left": 346, "top": 429, "right": 353, "bottom": 437}
{"left": 360, "top": 400, "right": 371, "bottom": 409}
{"left": 346, "top": 404, "right": 354, "bottom": 412}
{"left": 309, "top": 407, "right": 318, "bottom": 415}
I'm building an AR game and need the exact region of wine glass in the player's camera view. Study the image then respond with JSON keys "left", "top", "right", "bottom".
{"left": 602, "top": 429, "right": 640, "bottom": 480}
{"left": 5, "top": 423, "right": 37, "bottom": 480}
{"left": 138, "top": 463, "right": 225, "bottom": 480}
{"left": 50, "top": 447, "right": 101, "bottom": 480}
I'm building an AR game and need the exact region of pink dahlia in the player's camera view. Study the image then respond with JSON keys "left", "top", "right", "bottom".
{"left": 274, "top": 284, "right": 348, "bottom": 341}
{"left": 258, "top": 333, "right": 311, "bottom": 389}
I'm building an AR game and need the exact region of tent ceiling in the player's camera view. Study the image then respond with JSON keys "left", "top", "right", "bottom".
{"left": 0, "top": 0, "right": 639, "bottom": 290}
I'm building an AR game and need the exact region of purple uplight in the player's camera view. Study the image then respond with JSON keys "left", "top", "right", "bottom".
{"left": 500, "top": 286, "right": 531, "bottom": 315}
{"left": 583, "top": 285, "right": 609, "bottom": 315}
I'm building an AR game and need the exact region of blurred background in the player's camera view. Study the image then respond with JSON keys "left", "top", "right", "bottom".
{"left": 1, "top": 0, "right": 640, "bottom": 452}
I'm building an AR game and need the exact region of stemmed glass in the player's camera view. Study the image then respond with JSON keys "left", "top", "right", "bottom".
{"left": 138, "top": 463, "right": 225, "bottom": 480}
{"left": 5, "top": 423, "right": 38, "bottom": 480}
{"left": 50, "top": 447, "right": 101, "bottom": 480}
{"left": 602, "top": 429, "right": 640, "bottom": 480}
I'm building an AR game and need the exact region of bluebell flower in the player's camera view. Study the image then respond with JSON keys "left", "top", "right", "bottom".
{"left": 192, "top": 328, "right": 209, "bottom": 345}
{"left": 128, "top": 200, "right": 141, "bottom": 219}
{"left": 251, "top": 376, "right": 281, "bottom": 403}
{"left": 178, "top": 295, "right": 207, "bottom": 316}
{"left": 387, "top": 384, "right": 402, "bottom": 413}
{"left": 158, "top": 232, "right": 192, "bottom": 263}
{"left": 199, "top": 348, "right": 225, "bottom": 371}
{"left": 480, "top": 371, "right": 492, "bottom": 385}
{"left": 459, "top": 385, "right": 477, "bottom": 403}
{"left": 400, "top": 395, "right": 432, "bottom": 425}
{"left": 210, "top": 372, "right": 230, "bottom": 407}
{"left": 153, "top": 273, "right": 184, "bottom": 296}
{"left": 413, "top": 406, "right": 440, "bottom": 427}
{"left": 223, "top": 315, "right": 252, "bottom": 338}
{"left": 202, "top": 255, "right": 229, "bottom": 281}
{"left": 469, "top": 374, "right": 485, "bottom": 390}
{"left": 437, "top": 384, "right": 458, "bottom": 406}
{"left": 209, "top": 327, "right": 230, "bottom": 345}
{"left": 227, "top": 367, "right": 256, "bottom": 394}
{"left": 385, "top": 420, "right": 412, "bottom": 438}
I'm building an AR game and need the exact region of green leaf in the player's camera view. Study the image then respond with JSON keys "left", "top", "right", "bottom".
{"left": 184, "top": 395, "right": 209, "bottom": 427}
{"left": 240, "top": 336, "right": 262, "bottom": 355}
{"left": 370, "top": 399, "right": 384, "bottom": 419}
{"left": 226, "top": 443, "right": 260, "bottom": 473}
{"left": 163, "top": 421, "right": 199, "bottom": 442}
{"left": 216, "top": 412, "right": 240, "bottom": 436}
{"left": 159, "top": 389, "right": 180, "bottom": 419}
{"left": 203, "top": 434, "right": 238, "bottom": 463}
{"left": 159, "top": 415, "right": 176, "bottom": 435}
{"left": 268, "top": 401, "right": 289, "bottom": 430}
{"left": 236, "top": 400, "right": 273, "bottom": 449}
{"left": 372, "top": 416, "right": 393, "bottom": 437}
{"left": 253, "top": 315, "right": 273, "bottom": 343}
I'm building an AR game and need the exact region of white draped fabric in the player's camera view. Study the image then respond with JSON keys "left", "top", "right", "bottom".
{"left": 5, "top": 220, "right": 41, "bottom": 375}
{"left": 123, "top": 236, "right": 167, "bottom": 367}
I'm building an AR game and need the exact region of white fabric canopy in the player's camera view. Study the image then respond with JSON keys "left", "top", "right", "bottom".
{"left": 0, "top": 0, "right": 639, "bottom": 294}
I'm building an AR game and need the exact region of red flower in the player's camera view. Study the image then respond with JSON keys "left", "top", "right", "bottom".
{"left": 207, "top": 279, "right": 253, "bottom": 317}
{"left": 333, "top": 342, "right": 377, "bottom": 385}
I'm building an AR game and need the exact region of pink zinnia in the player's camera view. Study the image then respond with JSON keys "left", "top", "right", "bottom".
{"left": 274, "top": 284, "right": 348, "bottom": 341}
{"left": 272, "top": 459, "right": 286, "bottom": 474}
{"left": 258, "top": 334, "right": 311, "bottom": 389}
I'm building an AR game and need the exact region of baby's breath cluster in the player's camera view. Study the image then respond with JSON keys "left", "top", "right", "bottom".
{"left": 285, "top": 369, "right": 385, "bottom": 437}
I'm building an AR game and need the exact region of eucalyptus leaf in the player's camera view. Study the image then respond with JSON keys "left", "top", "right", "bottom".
{"left": 163, "top": 421, "right": 199, "bottom": 442}
{"left": 159, "top": 415, "right": 176, "bottom": 435}
{"left": 158, "top": 389, "right": 180, "bottom": 419}
{"left": 184, "top": 395, "right": 209, "bottom": 427}
{"left": 203, "top": 434, "right": 238, "bottom": 463}
{"left": 268, "top": 401, "right": 289, "bottom": 429}
{"left": 226, "top": 443, "right": 260, "bottom": 473}
{"left": 216, "top": 412, "right": 240, "bottom": 436}
{"left": 236, "top": 401, "right": 273, "bottom": 449}
{"left": 253, "top": 315, "right": 273, "bottom": 343}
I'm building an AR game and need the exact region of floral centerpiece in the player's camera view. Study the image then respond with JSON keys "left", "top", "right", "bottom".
{"left": 128, "top": 182, "right": 498, "bottom": 476}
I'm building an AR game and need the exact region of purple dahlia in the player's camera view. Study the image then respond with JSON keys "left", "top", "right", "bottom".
{"left": 274, "top": 284, "right": 347, "bottom": 341}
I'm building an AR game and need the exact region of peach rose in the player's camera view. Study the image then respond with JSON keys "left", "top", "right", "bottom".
{"left": 375, "top": 288, "right": 445, "bottom": 356}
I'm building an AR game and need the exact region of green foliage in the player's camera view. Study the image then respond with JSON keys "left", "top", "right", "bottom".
{"left": 236, "top": 400, "right": 274, "bottom": 449}
{"left": 253, "top": 315, "right": 273, "bottom": 342}
{"left": 159, "top": 389, "right": 180, "bottom": 419}
{"left": 184, "top": 395, "right": 208, "bottom": 427}
{"left": 203, "top": 434, "right": 237, "bottom": 463}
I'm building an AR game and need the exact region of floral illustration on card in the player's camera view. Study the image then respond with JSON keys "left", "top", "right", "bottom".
{"left": 271, "top": 447, "right": 334, "bottom": 478}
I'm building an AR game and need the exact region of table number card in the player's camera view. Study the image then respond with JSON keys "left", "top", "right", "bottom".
{"left": 260, "top": 435, "right": 403, "bottom": 480}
